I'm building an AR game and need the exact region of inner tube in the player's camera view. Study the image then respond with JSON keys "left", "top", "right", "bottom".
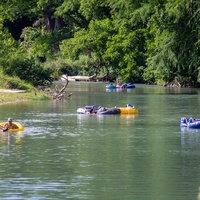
{"left": 0, "top": 122, "right": 24, "bottom": 132}
{"left": 119, "top": 107, "right": 138, "bottom": 114}
{"left": 98, "top": 108, "right": 120, "bottom": 115}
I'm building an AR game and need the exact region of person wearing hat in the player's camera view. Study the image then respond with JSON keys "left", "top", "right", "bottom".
{"left": 2, "top": 118, "right": 18, "bottom": 131}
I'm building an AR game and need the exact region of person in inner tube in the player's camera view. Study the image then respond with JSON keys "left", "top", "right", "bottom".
{"left": 2, "top": 118, "right": 18, "bottom": 131}
{"left": 90, "top": 106, "right": 97, "bottom": 114}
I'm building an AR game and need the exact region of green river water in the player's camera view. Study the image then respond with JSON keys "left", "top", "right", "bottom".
{"left": 0, "top": 82, "right": 200, "bottom": 200}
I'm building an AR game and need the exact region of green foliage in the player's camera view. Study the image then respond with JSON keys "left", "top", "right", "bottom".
{"left": 0, "top": 0, "right": 39, "bottom": 21}
{"left": 144, "top": 1, "right": 200, "bottom": 86}
{"left": 73, "top": 55, "right": 98, "bottom": 75}
{"left": 21, "top": 27, "right": 53, "bottom": 59}
{"left": 79, "top": 0, "right": 110, "bottom": 20}
{"left": 0, "top": 29, "right": 19, "bottom": 62}
{"left": 0, "top": 0, "right": 200, "bottom": 87}
{"left": 4, "top": 57, "right": 53, "bottom": 86}
{"left": 145, "top": 27, "right": 178, "bottom": 83}
{"left": 60, "top": 18, "right": 116, "bottom": 77}
{"left": 43, "top": 56, "right": 77, "bottom": 79}
{"left": 55, "top": 0, "right": 88, "bottom": 30}
{"left": 0, "top": 72, "right": 33, "bottom": 90}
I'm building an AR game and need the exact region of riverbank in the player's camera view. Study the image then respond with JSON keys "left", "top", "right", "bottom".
{"left": 0, "top": 92, "right": 27, "bottom": 105}
{"left": 0, "top": 89, "right": 27, "bottom": 93}
{"left": 0, "top": 89, "right": 50, "bottom": 105}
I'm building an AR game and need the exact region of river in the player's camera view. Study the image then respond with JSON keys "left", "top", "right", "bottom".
{"left": 0, "top": 82, "right": 200, "bottom": 200}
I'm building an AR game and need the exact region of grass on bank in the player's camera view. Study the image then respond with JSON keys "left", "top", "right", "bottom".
{"left": 0, "top": 72, "right": 50, "bottom": 104}
{"left": 0, "top": 90, "right": 50, "bottom": 104}
{"left": 0, "top": 72, "right": 33, "bottom": 90}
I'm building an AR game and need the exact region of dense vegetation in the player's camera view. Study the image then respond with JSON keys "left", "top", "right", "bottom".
{"left": 0, "top": 0, "right": 199, "bottom": 88}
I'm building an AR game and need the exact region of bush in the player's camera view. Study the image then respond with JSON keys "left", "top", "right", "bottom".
{"left": 0, "top": 72, "right": 33, "bottom": 90}
{"left": 43, "top": 57, "right": 77, "bottom": 80}
{"left": 3, "top": 57, "right": 53, "bottom": 86}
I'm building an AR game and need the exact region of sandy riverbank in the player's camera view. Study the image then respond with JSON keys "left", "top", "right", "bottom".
{"left": 0, "top": 89, "right": 27, "bottom": 93}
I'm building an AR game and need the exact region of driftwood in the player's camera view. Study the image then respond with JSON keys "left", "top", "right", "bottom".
{"left": 35, "top": 75, "right": 72, "bottom": 100}
{"left": 52, "top": 75, "right": 72, "bottom": 100}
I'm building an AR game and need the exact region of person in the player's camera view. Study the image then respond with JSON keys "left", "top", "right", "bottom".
{"left": 90, "top": 107, "right": 98, "bottom": 114}
{"left": 89, "top": 106, "right": 94, "bottom": 114}
{"left": 189, "top": 117, "right": 194, "bottom": 123}
{"left": 2, "top": 118, "right": 18, "bottom": 131}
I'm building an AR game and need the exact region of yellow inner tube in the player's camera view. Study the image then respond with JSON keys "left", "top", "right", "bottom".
{"left": 119, "top": 107, "right": 139, "bottom": 114}
{"left": 0, "top": 122, "right": 24, "bottom": 132}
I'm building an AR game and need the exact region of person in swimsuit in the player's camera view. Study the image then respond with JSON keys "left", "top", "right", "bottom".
{"left": 2, "top": 118, "right": 18, "bottom": 131}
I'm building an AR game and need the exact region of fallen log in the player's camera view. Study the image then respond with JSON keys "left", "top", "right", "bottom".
{"left": 61, "top": 74, "right": 96, "bottom": 82}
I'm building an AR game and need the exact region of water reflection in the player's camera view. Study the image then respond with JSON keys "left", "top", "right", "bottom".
{"left": 0, "top": 131, "right": 23, "bottom": 145}
{"left": 181, "top": 128, "right": 200, "bottom": 148}
{"left": 77, "top": 113, "right": 138, "bottom": 125}
{"left": 106, "top": 88, "right": 134, "bottom": 93}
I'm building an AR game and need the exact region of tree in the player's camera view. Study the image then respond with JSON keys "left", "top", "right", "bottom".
{"left": 144, "top": 0, "right": 200, "bottom": 86}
